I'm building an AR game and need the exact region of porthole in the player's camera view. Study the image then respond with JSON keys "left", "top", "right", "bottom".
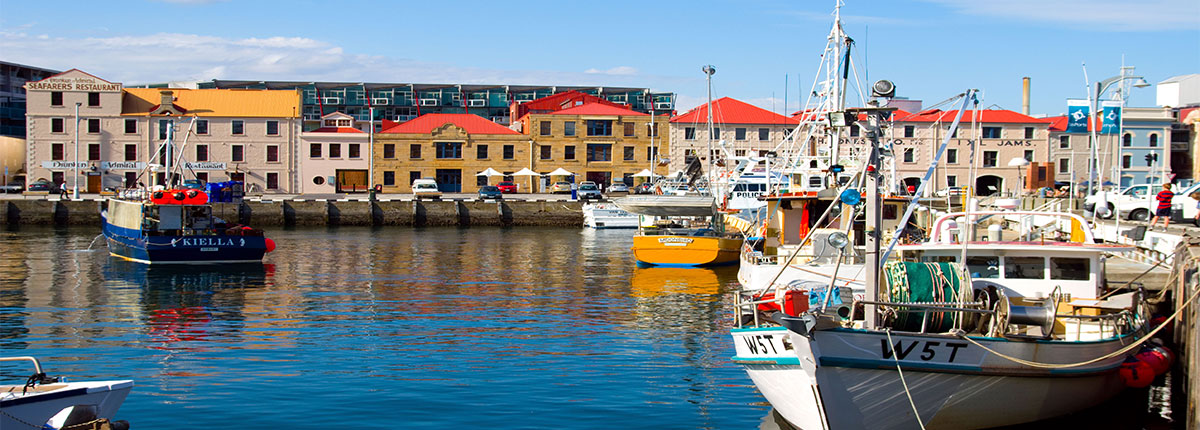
{"left": 313, "top": 176, "right": 325, "bottom": 185}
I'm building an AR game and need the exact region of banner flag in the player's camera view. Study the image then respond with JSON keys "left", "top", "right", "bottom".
{"left": 1101, "top": 101, "right": 1122, "bottom": 134}
{"left": 1067, "top": 99, "right": 1090, "bottom": 133}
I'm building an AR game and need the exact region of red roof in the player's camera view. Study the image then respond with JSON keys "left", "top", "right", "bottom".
{"left": 892, "top": 109, "right": 1050, "bottom": 124}
{"left": 671, "top": 97, "right": 799, "bottom": 125}
{"left": 381, "top": 113, "right": 519, "bottom": 135}
{"left": 510, "top": 90, "right": 630, "bottom": 122}
{"left": 310, "top": 127, "right": 365, "bottom": 133}
{"left": 549, "top": 103, "right": 646, "bottom": 116}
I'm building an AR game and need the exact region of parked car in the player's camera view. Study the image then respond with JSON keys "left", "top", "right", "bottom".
{"left": 478, "top": 185, "right": 503, "bottom": 200}
{"left": 609, "top": 182, "right": 629, "bottom": 193}
{"left": 181, "top": 179, "right": 206, "bottom": 190}
{"left": 578, "top": 181, "right": 602, "bottom": 200}
{"left": 1, "top": 181, "right": 23, "bottom": 194}
{"left": 550, "top": 181, "right": 573, "bottom": 194}
{"left": 496, "top": 181, "right": 518, "bottom": 193}
{"left": 1084, "top": 184, "right": 1154, "bottom": 220}
{"left": 635, "top": 182, "right": 655, "bottom": 194}
{"left": 26, "top": 180, "right": 60, "bottom": 193}
{"left": 412, "top": 178, "right": 442, "bottom": 199}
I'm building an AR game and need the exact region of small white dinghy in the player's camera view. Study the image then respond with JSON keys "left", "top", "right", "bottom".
{"left": 1, "top": 356, "right": 132, "bottom": 430}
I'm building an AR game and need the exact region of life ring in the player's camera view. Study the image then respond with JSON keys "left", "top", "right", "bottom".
{"left": 373, "top": 184, "right": 383, "bottom": 192}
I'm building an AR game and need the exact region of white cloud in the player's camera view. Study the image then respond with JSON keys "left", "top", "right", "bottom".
{"left": 924, "top": 0, "right": 1199, "bottom": 31}
{"left": 584, "top": 66, "right": 638, "bottom": 76}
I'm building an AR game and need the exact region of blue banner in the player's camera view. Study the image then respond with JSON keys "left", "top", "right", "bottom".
{"left": 1101, "top": 101, "right": 1121, "bottom": 134}
{"left": 1066, "top": 99, "right": 1089, "bottom": 133}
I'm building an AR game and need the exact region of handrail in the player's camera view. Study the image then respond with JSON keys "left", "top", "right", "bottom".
{"left": 0, "top": 356, "right": 44, "bottom": 375}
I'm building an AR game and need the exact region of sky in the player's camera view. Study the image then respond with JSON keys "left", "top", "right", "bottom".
{"left": 1, "top": 0, "right": 1197, "bottom": 118}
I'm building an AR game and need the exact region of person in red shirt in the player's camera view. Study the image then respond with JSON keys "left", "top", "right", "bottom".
{"left": 1150, "top": 183, "right": 1174, "bottom": 231}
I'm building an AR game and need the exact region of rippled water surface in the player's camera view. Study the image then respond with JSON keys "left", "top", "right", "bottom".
{"left": 0, "top": 226, "right": 768, "bottom": 429}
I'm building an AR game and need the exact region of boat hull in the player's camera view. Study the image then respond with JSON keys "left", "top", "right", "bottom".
{"left": 583, "top": 203, "right": 639, "bottom": 229}
{"left": 103, "top": 221, "right": 267, "bottom": 264}
{"left": 0, "top": 380, "right": 132, "bottom": 428}
{"left": 733, "top": 327, "right": 1134, "bottom": 430}
{"left": 632, "top": 235, "right": 740, "bottom": 267}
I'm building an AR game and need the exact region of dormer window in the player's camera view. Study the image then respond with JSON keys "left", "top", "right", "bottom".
{"left": 337, "top": 119, "right": 351, "bottom": 127}
{"left": 324, "top": 119, "right": 337, "bottom": 127}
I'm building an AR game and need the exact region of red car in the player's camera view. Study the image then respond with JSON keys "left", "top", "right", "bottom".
{"left": 496, "top": 181, "right": 518, "bottom": 193}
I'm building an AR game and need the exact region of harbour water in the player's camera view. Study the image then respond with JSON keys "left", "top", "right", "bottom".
{"left": 0, "top": 226, "right": 1180, "bottom": 429}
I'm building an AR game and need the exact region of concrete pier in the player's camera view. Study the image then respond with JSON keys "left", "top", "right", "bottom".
{"left": 1172, "top": 236, "right": 1200, "bottom": 430}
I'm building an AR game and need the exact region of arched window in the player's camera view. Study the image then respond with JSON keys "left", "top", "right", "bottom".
{"left": 1122, "top": 133, "right": 1132, "bottom": 147}
{"left": 1149, "top": 134, "right": 1158, "bottom": 147}
{"left": 1121, "top": 154, "right": 1131, "bottom": 168}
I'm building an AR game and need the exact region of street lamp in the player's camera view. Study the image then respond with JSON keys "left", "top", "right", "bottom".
{"left": 1008, "top": 157, "right": 1030, "bottom": 196}
{"left": 1086, "top": 73, "right": 1149, "bottom": 199}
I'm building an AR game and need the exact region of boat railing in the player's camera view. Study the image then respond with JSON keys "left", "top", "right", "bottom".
{"left": 0, "top": 356, "right": 44, "bottom": 375}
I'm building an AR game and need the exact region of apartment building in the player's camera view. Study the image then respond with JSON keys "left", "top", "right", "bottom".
{"left": 374, "top": 113, "right": 527, "bottom": 193}
{"left": 667, "top": 97, "right": 799, "bottom": 174}
{"left": 522, "top": 103, "right": 669, "bottom": 187}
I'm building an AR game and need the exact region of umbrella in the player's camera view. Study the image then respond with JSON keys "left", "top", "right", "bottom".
{"left": 475, "top": 167, "right": 504, "bottom": 177}
{"left": 631, "top": 169, "right": 655, "bottom": 177}
{"left": 547, "top": 167, "right": 575, "bottom": 177}
{"left": 511, "top": 168, "right": 541, "bottom": 176}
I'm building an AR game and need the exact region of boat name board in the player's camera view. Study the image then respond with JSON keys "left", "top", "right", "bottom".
{"left": 820, "top": 331, "right": 986, "bottom": 368}
{"left": 733, "top": 331, "right": 792, "bottom": 359}
{"left": 658, "top": 237, "right": 694, "bottom": 246}
{"left": 880, "top": 339, "right": 969, "bottom": 363}
{"left": 173, "top": 237, "right": 246, "bottom": 247}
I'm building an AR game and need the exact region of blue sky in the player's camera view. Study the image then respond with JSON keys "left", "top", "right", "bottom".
{"left": 2, "top": 0, "right": 1197, "bottom": 117}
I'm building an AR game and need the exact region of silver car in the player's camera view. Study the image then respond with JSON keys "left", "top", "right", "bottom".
{"left": 609, "top": 182, "right": 629, "bottom": 193}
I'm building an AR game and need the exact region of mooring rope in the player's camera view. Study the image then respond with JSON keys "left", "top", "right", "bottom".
{"left": 952, "top": 279, "right": 1200, "bottom": 369}
{"left": 886, "top": 329, "right": 927, "bottom": 430}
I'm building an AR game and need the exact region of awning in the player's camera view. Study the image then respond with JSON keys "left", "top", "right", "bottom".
{"left": 631, "top": 169, "right": 655, "bottom": 177}
{"left": 475, "top": 168, "right": 504, "bottom": 177}
{"left": 512, "top": 167, "right": 542, "bottom": 176}
{"left": 546, "top": 167, "right": 575, "bottom": 176}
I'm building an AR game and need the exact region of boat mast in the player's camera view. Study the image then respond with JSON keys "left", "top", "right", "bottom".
{"left": 860, "top": 108, "right": 883, "bottom": 329}
{"left": 703, "top": 65, "right": 717, "bottom": 194}
{"left": 827, "top": 1, "right": 848, "bottom": 173}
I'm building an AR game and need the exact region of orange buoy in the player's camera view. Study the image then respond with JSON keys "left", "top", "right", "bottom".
{"left": 1119, "top": 357, "right": 1155, "bottom": 388}
{"left": 1135, "top": 350, "right": 1167, "bottom": 376}
{"left": 1147, "top": 346, "right": 1174, "bottom": 374}
{"left": 264, "top": 238, "right": 276, "bottom": 253}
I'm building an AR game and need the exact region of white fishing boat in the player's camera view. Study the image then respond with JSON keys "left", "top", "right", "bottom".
{"left": 0, "top": 356, "right": 132, "bottom": 430}
{"left": 730, "top": 95, "right": 1160, "bottom": 429}
{"left": 582, "top": 202, "right": 639, "bottom": 229}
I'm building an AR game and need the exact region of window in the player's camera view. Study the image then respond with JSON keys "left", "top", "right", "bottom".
{"left": 759, "top": 128, "right": 769, "bottom": 141}
{"left": 711, "top": 127, "right": 720, "bottom": 139}
{"left": 540, "top": 146, "right": 551, "bottom": 160}
{"left": 349, "top": 144, "right": 360, "bottom": 159}
{"left": 435, "top": 142, "right": 462, "bottom": 159}
{"left": 587, "top": 120, "right": 612, "bottom": 136}
{"left": 540, "top": 121, "right": 551, "bottom": 136}
{"left": 1149, "top": 134, "right": 1158, "bottom": 147}
{"left": 476, "top": 176, "right": 488, "bottom": 187}
{"left": 503, "top": 145, "right": 514, "bottom": 160}
{"left": 329, "top": 143, "right": 341, "bottom": 158}
{"left": 564, "top": 121, "right": 576, "bottom": 137}
{"left": 587, "top": 144, "right": 612, "bottom": 162}
{"left": 1122, "top": 154, "right": 1131, "bottom": 168}
{"left": 266, "top": 172, "right": 279, "bottom": 190}
{"left": 1023, "top": 150, "right": 1033, "bottom": 162}
{"left": 735, "top": 128, "right": 746, "bottom": 140}
{"left": 125, "top": 172, "right": 136, "bottom": 188}
{"left": 51, "top": 118, "right": 64, "bottom": 133}
{"left": 266, "top": 121, "right": 279, "bottom": 136}
{"left": 1004, "top": 257, "right": 1045, "bottom": 279}
{"left": 902, "top": 148, "right": 915, "bottom": 163}
{"left": 624, "top": 122, "right": 635, "bottom": 137}
{"left": 948, "top": 127, "right": 958, "bottom": 138}
{"left": 383, "top": 171, "right": 395, "bottom": 186}
{"left": 1024, "top": 127, "right": 1034, "bottom": 139}
{"left": 1122, "top": 133, "right": 1131, "bottom": 147}
{"left": 410, "top": 144, "right": 421, "bottom": 159}
{"left": 50, "top": 92, "right": 63, "bottom": 106}
{"left": 232, "top": 120, "right": 244, "bottom": 135}
{"left": 87, "top": 118, "right": 100, "bottom": 133}
{"left": 849, "top": 125, "right": 860, "bottom": 137}
{"left": 87, "top": 92, "right": 100, "bottom": 107}
{"left": 196, "top": 120, "right": 209, "bottom": 135}
{"left": 383, "top": 144, "right": 395, "bottom": 159}
{"left": 648, "top": 147, "right": 657, "bottom": 162}
{"left": 946, "top": 148, "right": 958, "bottom": 164}
{"left": 684, "top": 127, "right": 695, "bottom": 140}
{"left": 904, "top": 125, "right": 915, "bottom": 138}
{"left": 623, "top": 146, "right": 635, "bottom": 161}
{"left": 409, "top": 171, "right": 420, "bottom": 186}
{"left": 196, "top": 172, "right": 208, "bottom": 183}
{"left": 477, "top": 144, "right": 488, "bottom": 159}
{"left": 982, "top": 151, "right": 998, "bottom": 167}
{"left": 735, "top": 149, "right": 745, "bottom": 157}
{"left": 158, "top": 119, "right": 169, "bottom": 140}
{"left": 647, "top": 122, "right": 659, "bottom": 137}
{"left": 124, "top": 144, "right": 137, "bottom": 161}
{"left": 1059, "top": 136, "right": 1069, "bottom": 149}
{"left": 565, "top": 145, "right": 576, "bottom": 160}
{"left": 124, "top": 119, "right": 137, "bottom": 134}
{"left": 982, "top": 127, "right": 1001, "bottom": 138}
{"left": 52, "top": 143, "right": 64, "bottom": 160}
{"left": 310, "top": 143, "right": 322, "bottom": 158}
{"left": 53, "top": 172, "right": 64, "bottom": 185}
{"left": 1051, "top": 257, "right": 1089, "bottom": 281}
{"left": 232, "top": 145, "right": 244, "bottom": 162}
{"left": 266, "top": 145, "right": 279, "bottom": 162}
{"left": 966, "top": 256, "right": 999, "bottom": 279}
{"left": 947, "top": 175, "right": 957, "bottom": 187}
{"left": 87, "top": 144, "right": 99, "bottom": 161}
{"left": 1059, "top": 158, "right": 1069, "bottom": 172}
{"left": 196, "top": 144, "right": 208, "bottom": 161}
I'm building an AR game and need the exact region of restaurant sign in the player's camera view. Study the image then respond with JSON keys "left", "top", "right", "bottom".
{"left": 184, "top": 162, "right": 227, "bottom": 170}
{"left": 26, "top": 76, "right": 122, "bottom": 92}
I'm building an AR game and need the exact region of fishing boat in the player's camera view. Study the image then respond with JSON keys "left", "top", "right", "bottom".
{"left": 615, "top": 194, "right": 741, "bottom": 267}
{"left": 1, "top": 356, "right": 132, "bottom": 430}
{"left": 730, "top": 93, "right": 1159, "bottom": 429}
{"left": 101, "top": 118, "right": 274, "bottom": 264}
{"left": 582, "top": 202, "right": 639, "bottom": 229}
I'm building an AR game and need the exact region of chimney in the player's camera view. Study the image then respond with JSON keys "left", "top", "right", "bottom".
{"left": 159, "top": 90, "right": 175, "bottom": 111}
{"left": 1021, "top": 77, "right": 1030, "bottom": 115}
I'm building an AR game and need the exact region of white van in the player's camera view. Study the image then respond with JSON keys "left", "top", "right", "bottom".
{"left": 412, "top": 178, "right": 442, "bottom": 199}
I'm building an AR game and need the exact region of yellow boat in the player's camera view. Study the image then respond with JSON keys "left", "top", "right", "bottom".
{"left": 615, "top": 195, "right": 742, "bottom": 267}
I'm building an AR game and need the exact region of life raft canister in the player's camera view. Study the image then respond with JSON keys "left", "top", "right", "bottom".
{"left": 374, "top": 184, "right": 383, "bottom": 192}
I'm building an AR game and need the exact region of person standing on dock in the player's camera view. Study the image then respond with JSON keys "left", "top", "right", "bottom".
{"left": 1150, "top": 183, "right": 1174, "bottom": 231}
